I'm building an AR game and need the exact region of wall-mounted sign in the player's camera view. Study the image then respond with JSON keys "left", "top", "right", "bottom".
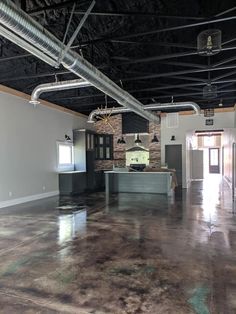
{"left": 204, "top": 109, "right": 215, "bottom": 117}
{"left": 205, "top": 119, "right": 214, "bottom": 126}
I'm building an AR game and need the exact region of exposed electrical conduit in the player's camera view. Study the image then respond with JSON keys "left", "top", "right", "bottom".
{"left": 30, "top": 79, "right": 91, "bottom": 105}
{"left": 87, "top": 102, "right": 201, "bottom": 123}
{"left": 0, "top": 0, "right": 159, "bottom": 124}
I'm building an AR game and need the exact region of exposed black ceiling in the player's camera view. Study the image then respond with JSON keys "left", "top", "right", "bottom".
{"left": 1, "top": 0, "right": 236, "bottom": 114}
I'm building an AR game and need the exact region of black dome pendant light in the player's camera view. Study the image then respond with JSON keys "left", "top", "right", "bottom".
{"left": 151, "top": 134, "right": 159, "bottom": 143}
{"left": 135, "top": 134, "right": 142, "bottom": 144}
{"left": 117, "top": 136, "right": 126, "bottom": 144}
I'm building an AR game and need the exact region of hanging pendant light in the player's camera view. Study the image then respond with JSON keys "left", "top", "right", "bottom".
{"left": 151, "top": 134, "right": 159, "bottom": 143}
{"left": 120, "top": 136, "right": 126, "bottom": 144}
{"left": 135, "top": 134, "right": 142, "bottom": 144}
{"left": 117, "top": 136, "right": 126, "bottom": 144}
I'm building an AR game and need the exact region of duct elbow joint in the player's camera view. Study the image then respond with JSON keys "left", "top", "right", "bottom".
{"left": 87, "top": 119, "right": 95, "bottom": 124}
{"left": 29, "top": 99, "right": 40, "bottom": 106}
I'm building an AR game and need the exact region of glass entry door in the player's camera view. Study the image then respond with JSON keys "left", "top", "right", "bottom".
{"left": 209, "top": 148, "right": 220, "bottom": 173}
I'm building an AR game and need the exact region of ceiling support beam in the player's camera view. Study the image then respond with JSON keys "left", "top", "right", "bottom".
{"left": 212, "top": 56, "right": 236, "bottom": 68}
{"left": 215, "top": 6, "right": 236, "bottom": 17}
{"left": 78, "top": 16, "right": 236, "bottom": 46}
{"left": 28, "top": 1, "right": 90, "bottom": 17}
{"left": 112, "top": 45, "right": 236, "bottom": 66}
{"left": 49, "top": 78, "right": 236, "bottom": 102}
{"left": 212, "top": 69, "right": 236, "bottom": 82}
{"left": 122, "top": 64, "right": 236, "bottom": 82}
{"left": 161, "top": 61, "right": 206, "bottom": 69}
{"left": 70, "top": 11, "right": 205, "bottom": 20}
{"left": 143, "top": 89, "right": 236, "bottom": 100}
{"left": 58, "top": 0, "right": 95, "bottom": 64}
{"left": 109, "top": 39, "right": 196, "bottom": 49}
{"left": 170, "top": 75, "right": 207, "bottom": 83}
{"left": 2, "top": 43, "right": 236, "bottom": 68}
{"left": 222, "top": 37, "right": 236, "bottom": 46}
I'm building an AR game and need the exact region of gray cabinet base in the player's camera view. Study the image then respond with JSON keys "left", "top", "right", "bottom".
{"left": 59, "top": 172, "right": 87, "bottom": 195}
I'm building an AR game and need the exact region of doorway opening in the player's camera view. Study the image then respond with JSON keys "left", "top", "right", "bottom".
{"left": 195, "top": 130, "right": 223, "bottom": 179}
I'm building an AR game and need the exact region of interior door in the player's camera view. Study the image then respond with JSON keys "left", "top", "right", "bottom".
{"left": 209, "top": 148, "right": 220, "bottom": 173}
{"left": 191, "top": 150, "right": 204, "bottom": 179}
{"left": 165, "top": 144, "right": 182, "bottom": 186}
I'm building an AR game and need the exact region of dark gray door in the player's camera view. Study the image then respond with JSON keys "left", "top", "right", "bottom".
{"left": 165, "top": 144, "right": 182, "bottom": 186}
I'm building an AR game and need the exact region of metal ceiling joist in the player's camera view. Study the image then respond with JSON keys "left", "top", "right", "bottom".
{"left": 170, "top": 76, "right": 207, "bottom": 83}
{"left": 215, "top": 6, "right": 236, "bottom": 17}
{"left": 112, "top": 45, "right": 236, "bottom": 66}
{"left": 122, "top": 64, "right": 236, "bottom": 82}
{"left": 28, "top": 0, "right": 90, "bottom": 16}
{"left": 160, "top": 61, "right": 206, "bottom": 69}
{"left": 212, "top": 56, "right": 236, "bottom": 68}
{"left": 145, "top": 89, "right": 236, "bottom": 100}
{"left": 109, "top": 39, "right": 196, "bottom": 50}
{"left": 78, "top": 16, "right": 236, "bottom": 47}
{"left": 70, "top": 11, "right": 205, "bottom": 20}
{"left": 222, "top": 37, "right": 236, "bottom": 45}
{"left": 212, "top": 69, "right": 236, "bottom": 82}
{"left": 58, "top": 0, "right": 96, "bottom": 64}
{"left": 48, "top": 78, "right": 236, "bottom": 102}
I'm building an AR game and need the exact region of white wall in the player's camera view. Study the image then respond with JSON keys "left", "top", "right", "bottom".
{"left": 161, "top": 111, "right": 235, "bottom": 188}
{"left": 222, "top": 128, "right": 236, "bottom": 187}
{"left": 0, "top": 91, "right": 91, "bottom": 207}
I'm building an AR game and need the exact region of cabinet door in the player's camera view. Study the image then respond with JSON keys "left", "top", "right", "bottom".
{"left": 105, "top": 135, "right": 113, "bottom": 159}
{"left": 86, "top": 132, "right": 95, "bottom": 151}
{"left": 95, "top": 134, "right": 113, "bottom": 160}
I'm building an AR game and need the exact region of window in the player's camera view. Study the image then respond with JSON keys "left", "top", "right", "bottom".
{"left": 204, "top": 136, "right": 215, "bottom": 147}
{"left": 57, "top": 142, "right": 74, "bottom": 171}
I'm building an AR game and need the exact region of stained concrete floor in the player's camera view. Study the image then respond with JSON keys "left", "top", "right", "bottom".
{"left": 0, "top": 175, "right": 236, "bottom": 313}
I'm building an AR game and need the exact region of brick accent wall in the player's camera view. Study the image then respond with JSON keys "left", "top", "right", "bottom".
{"left": 94, "top": 114, "right": 161, "bottom": 170}
{"left": 149, "top": 119, "right": 161, "bottom": 168}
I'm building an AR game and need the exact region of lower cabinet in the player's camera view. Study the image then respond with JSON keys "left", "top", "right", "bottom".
{"left": 59, "top": 172, "right": 87, "bottom": 195}
{"left": 94, "top": 170, "right": 105, "bottom": 191}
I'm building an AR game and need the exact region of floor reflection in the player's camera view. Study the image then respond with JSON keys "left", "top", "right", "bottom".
{"left": 0, "top": 180, "right": 236, "bottom": 313}
{"left": 201, "top": 174, "right": 221, "bottom": 222}
{"left": 58, "top": 209, "right": 87, "bottom": 245}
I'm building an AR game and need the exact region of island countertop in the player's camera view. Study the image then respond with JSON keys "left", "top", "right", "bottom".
{"left": 104, "top": 170, "right": 173, "bottom": 174}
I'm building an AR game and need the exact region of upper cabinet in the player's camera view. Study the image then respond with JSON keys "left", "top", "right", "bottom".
{"left": 73, "top": 129, "right": 95, "bottom": 171}
{"left": 95, "top": 134, "right": 113, "bottom": 160}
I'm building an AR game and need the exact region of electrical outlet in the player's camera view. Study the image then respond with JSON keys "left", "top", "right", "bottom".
{"left": 9, "top": 191, "right": 12, "bottom": 197}
{"left": 42, "top": 186, "right": 46, "bottom": 191}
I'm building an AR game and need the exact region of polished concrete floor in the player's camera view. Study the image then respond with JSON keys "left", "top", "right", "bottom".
{"left": 0, "top": 175, "right": 236, "bottom": 313}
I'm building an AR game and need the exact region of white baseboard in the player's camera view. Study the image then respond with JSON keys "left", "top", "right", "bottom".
{"left": 0, "top": 191, "right": 59, "bottom": 209}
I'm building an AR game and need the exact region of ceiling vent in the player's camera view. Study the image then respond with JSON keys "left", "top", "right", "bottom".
{"left": 197, "top": 29, "right": 222, "bottom": 56}
{"left": 203, "top": 84, "right": 217, "bottom": 98}
{"left": 166, "top": 113, "right": 179, "bottom": 128}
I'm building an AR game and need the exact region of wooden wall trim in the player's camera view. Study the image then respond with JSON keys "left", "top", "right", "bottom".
{"left": 161, "top": 106, "right": 235, "bottom": 117}
{"left": 0, "top": 84, "right": 88, "bottom": 118}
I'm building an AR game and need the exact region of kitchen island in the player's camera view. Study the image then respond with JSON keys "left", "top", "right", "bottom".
{"left": 105, "top": 170, "right": 176, "bottom": 196}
